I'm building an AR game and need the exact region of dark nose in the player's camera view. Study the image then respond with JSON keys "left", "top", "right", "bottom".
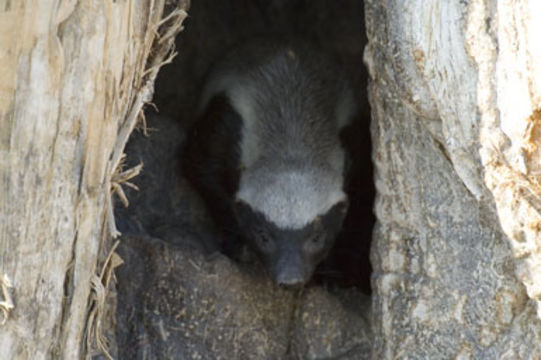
{"left": 275, "top": 271, "right": 306, "bottom": 288}
{"left": 273, "top": 250, "right": 308, "bottom": 287}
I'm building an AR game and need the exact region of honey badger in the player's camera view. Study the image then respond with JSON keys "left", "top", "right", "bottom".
{"left": 183, "top": 39, "right": 356, "bottom": 286}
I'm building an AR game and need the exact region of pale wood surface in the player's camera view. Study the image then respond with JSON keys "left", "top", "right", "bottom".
{"left": 366, "top": 0, "right": 541, "bottom": 357}
{"left": 0, "top": 1, "right": 187, "bottom": 358}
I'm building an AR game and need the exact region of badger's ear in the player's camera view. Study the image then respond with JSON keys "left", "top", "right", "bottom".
{"left": 233, "top": 198, "right": 250, "bottom": 216}
{"left": 233, "top": 198, "right": 263, "bottom": 229}
{"left": 317, "top": 199, "right": 349, "bottom": 233}
{"left": 330, "top": 199, "right": 349, "bottom": 216}
{"left": 338, "top": 199, "right": 349, "bottom": 214}
{"left": 233, "top": 197, "right": 245, "bottom": 206}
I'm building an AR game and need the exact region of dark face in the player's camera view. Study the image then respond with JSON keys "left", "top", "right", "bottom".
{"left": 233, "top": 199, "right": 348, "bottom": 287}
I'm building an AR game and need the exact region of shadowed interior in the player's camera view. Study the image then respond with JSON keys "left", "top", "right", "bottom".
{"left": 139, "top": 0, "right": 374, "bottom": 292}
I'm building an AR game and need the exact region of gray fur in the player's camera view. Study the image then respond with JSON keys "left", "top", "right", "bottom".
{"left": 201, "top": 40, "right": 355, "bottom": 229}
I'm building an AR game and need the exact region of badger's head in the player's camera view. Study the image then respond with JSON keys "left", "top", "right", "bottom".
{"left": 233, "top": 166, "right": 348, "bottom": 287}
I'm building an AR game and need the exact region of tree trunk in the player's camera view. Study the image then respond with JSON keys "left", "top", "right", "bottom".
{"left": 4, "top": 0, "right": 541, "bottom": 358}
{"left": 0, "top": 1, "right": 187, "bottom": 358}
{"left": 366, "top": 0, "right": 541, "bottom": 358}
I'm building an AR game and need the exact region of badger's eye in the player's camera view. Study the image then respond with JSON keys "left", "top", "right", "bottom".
{"left": 305, "top": 232, "right": 326, "bottom": 252}
{"left": 312, "top": 233, "right": 324, "bottom": 244}
{"left": 254, "top": 229, "right": 274, "bottom": 250}
{"left": 259, "top": 233, "right": 270, "bottom": 244}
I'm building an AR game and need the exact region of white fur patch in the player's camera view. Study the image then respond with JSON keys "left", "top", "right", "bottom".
{"left": 237, "top": 169, "right": 346, "bottom": 229}
{"left": 198, "top": 56, "right": 350, "bottom": 230}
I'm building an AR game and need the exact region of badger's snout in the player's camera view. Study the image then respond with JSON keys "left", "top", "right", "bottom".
{"left": 270, "top": 248, "right": 312, "bottom": 287}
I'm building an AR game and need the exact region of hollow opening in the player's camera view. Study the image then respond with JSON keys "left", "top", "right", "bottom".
{"left": 118, "top": 0, "right": 372, "bottom": 289}
{"left": 114, "top": 0, "right": 373, "bottom": 356}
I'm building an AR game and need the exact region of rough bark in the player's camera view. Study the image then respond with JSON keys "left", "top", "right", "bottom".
{"left": 0, "top": 1, "right": 187, "bottom": 358}
{"left": 365, "top": 0, "right": 541, "bottom": 358}
{"left": 115, "top": 234, "right": 372, "bottom": 360}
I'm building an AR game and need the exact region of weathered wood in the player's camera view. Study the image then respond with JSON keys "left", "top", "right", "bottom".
{"left": 366, "top": 0, "right": 541, "bottom": 357}
{"left": 0, "top": 1, "right": 187, "bottom": 358}
{"left": 471, "top": 0, "right": 541, "bottom": 315}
